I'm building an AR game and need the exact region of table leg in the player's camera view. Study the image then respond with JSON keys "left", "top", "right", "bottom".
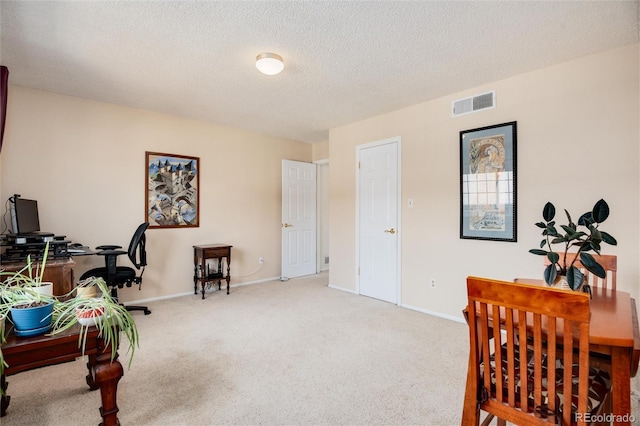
{"left": 610, "top": 346, "right": 632, "bottom": 425}
{"left": 218, "top": 258, "right": 222, "bottom": 291}
{"left": 201, "top": 256, "right": 207, "bottom": 300}
{"left": 93, "top": 352, "right": 123, "bottom": 426}
{"left": 193, "top": 251, "right": 198, "bottom": 295}
{"left": 85, "top": 354, "right": 100, "bottom": 390}
{"left": 0, "top": 374, "right": 9, "bottom": 417}
{"left": 226, "top": 256, "right": 231, "bottom": 295}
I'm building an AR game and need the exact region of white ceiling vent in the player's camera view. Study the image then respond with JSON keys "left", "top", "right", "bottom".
{"left": 452, "top": 91, "right": 496, "bottom": 117}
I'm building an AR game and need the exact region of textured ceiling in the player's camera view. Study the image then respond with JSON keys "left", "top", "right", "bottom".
{"left": 1, "top": 1, "right": 638, "bottom": 143}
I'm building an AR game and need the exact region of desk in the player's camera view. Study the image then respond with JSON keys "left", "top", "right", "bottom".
{"left": 1, "top": 324, "right": 123, "bottom": 426}
{"left": 193, "top": 244, "right": 232, "bottom": 299}
{"left": 0, "top": 257, "right": 76, "bottom": 296}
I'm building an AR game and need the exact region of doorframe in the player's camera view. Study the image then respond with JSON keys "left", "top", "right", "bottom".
{"left": 355, "top": 136, "right": 402, "bottom": 304}
{"left": 314, "top": 159, "right": 329, "bottom": 273}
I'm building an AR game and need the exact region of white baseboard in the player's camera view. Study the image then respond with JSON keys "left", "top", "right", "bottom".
{"left": 123, "top": 276, "right": 281, "bottom": 305}
{"left": 327, "top": 284, "right": 358, "bottom": 294}
{"left": 401, "top": 303, "right": 466, "bottom": 324}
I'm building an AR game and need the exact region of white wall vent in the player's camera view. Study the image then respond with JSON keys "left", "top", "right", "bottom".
{"left": 452, "top": 91, "right": 496, "bottom": 117}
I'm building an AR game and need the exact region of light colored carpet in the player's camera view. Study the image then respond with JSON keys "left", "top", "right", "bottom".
{"left": 2, "top": 273, "right": 639, "bottom": 425}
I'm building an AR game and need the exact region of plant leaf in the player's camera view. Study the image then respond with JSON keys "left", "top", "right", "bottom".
{"left": 529, "top": 249, "right": 547, "bottom": 256}
{"left": 580, "top": 252, "right": 606, "bottom": 278}
{"left": 589, "top": 240, "right": 602, "bottom": 253}
{"left": 566, "top": 266, "right": 584, "bottom": 291}
{"left": 544, "top": 264, "right": 557, "bottom": 285}
{"left": 564, "top": 209, "right": 574, "bottom": 226}
{"left": 546, "top": 225, "right": 559, "bottom": 237}
{"left": 577, "top": 212, "right": 593, "bottom": 226}
{"left": 560, "top": 225, "right": 576, "bottom": 235}
{"left": 546, "top": 252, "right": 559, "bottom": 263}
{"left": 542, "top": 202, "right": 555, "bottom": 222}
{"left": 592, "top": 199, "right": 610, "bottom": 223}
{"left": 600, "top": 231, "right": 617, "bottom": 246}
{"left": 535, "top": 222, "right": 546, "bottom": 229}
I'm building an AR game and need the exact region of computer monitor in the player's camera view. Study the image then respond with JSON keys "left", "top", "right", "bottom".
{"left": 11, "top": 196, "right": 41, "bottom": 235}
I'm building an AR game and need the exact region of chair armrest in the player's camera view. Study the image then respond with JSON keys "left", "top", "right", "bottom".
{"left": 96, "top": 249, "right": 127, "bottom": 257}
{"left": 96, "top": 244, "right": 122, "bottom": 250}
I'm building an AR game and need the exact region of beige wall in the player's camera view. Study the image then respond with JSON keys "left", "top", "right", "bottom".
{"left": 1, "top": 86, "right": 311, "bottom": 302}
{"left": 329, "top": 44, "right": 640, "bottom": 320}
{"left": 312, "top": 140, "right": 329, "bottom": 162}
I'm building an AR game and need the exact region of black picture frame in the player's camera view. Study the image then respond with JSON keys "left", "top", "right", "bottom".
{"left": 460, "top": 121, "right": 517, "bottom": 242}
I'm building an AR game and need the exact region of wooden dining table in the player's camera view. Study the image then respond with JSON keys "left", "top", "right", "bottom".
{"left": 587, "top": 285, "right": 638, "bottom": 424}
{"left": 471, "top": 281, "right": 640, "bottom": 424}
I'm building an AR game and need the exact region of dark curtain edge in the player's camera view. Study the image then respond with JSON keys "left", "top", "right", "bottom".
{"left": 0, "top": 65, "right": 8, "bottom": 153}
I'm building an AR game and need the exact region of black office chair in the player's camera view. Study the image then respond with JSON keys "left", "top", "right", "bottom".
{"left": 80, "top": 222, "right": 151, "bottom": 315}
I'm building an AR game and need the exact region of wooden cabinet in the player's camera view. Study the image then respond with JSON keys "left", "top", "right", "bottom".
{"left": 0, "top": 257, "right": 76, "bottom": 296}
{"left": 193, "top": 244, "right": 232, "bottom": 299}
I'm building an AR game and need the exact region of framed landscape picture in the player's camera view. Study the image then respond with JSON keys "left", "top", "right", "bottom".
{"left": 145, "top": 151, "right": 200, "bottom": 229}
{"left": 459, "top": 121, "right": 517, "bottom": 242}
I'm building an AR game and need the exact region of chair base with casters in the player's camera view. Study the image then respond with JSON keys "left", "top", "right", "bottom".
{"left": 80, "top": 222, "right": 152, "bottom": 315}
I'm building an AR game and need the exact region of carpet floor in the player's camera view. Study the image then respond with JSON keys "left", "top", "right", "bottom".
{"left": 2, "top": 272, "right": 639, "bottom": 425}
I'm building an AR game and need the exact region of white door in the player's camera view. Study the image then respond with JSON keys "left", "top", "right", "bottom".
{"left": 282, "top": 160, "right": 317, "bottom": 279}
{"left": 357, "top": 139, "right": 400, "bottom": 304}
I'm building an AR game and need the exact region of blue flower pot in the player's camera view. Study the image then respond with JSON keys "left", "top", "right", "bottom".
{"left": 10, "top": 301, "right": 54, "bottom": 335}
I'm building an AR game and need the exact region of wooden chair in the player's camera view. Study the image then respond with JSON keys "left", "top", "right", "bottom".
{"left": 462, "top": 276, "right": 611, "bottom": 425}
{"left": 543, "top": 253, "right": 617, "bottom": 290}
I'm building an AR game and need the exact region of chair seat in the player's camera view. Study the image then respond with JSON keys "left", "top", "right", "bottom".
{"left": 480, "top": 344, "right": 611, "bottom": 418}
{"left": 80, "top": 266, "right": 136, "bottom": 283}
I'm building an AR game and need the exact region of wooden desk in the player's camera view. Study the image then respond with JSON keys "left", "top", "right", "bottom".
{"left": 464, "top": 284, "right": 638, "bottom": 425}
{"left": 1, "top": 324, "right": 123, "bottom": 425}
{"left": 0, "top": 257, "right": 76, "bottom": 296}
{"left": 193, "top": 244, "right": 232, "bottom": 299}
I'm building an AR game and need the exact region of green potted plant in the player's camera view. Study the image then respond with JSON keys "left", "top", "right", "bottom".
{"left": 0, "top": 276, "right": 55, "bottom": 376}
{"left": 7, "top": 243, "right": 54, "bottom": 295}
{"left": 0, "top": 275, "right": 139, "bottom": 378}
{"left": 49, "top": 277, "right": 139, "bottom": 367}
{"left": 529, "top": 198, "right": 617, "bottom": 293}
{"left": 0, "top": 243, "right": 56, "bottom": 340}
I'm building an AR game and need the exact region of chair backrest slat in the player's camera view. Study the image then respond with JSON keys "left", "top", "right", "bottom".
{"left": 492, "top": 305, "right": 504, "bottom": 404}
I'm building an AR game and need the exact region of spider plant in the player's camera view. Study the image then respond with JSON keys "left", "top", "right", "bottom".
{"left": 0, "top": 276, "right": 139, "bottom": 378}
{"left": 49, "top": 277, "right": 139, "bottom": 368}
{"left": 0, "top": 277, "right": 55, "bottom": 376}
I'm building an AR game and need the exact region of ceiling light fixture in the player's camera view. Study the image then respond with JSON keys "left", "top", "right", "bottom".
{"left": 256, "top": 52, "right": 284, "bottom": 75}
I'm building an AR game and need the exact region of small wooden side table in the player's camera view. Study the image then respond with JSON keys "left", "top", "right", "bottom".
{"left": 193, "top": 244, "right": 232, "bottom": 299}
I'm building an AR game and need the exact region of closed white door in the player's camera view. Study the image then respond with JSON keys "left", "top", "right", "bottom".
{"left": 282, "top": 160, "right": 317, "bottom": 279}
{"left": 357, "top": 139, "right": 400, "bottom": 304}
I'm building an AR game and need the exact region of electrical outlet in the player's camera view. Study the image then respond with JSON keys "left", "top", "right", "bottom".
{"left": 430, "top": 278, "right": 436, "bottom": 288}
{"left": 258, "top": 256, "right": 264, "bottom": 264}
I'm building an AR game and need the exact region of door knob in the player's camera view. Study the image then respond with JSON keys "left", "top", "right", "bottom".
{"left": 384, "top": 228, "right": 396, "bottom": 234}
{"left": 282, "top": 223, "right": 293, "bottom": 228}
